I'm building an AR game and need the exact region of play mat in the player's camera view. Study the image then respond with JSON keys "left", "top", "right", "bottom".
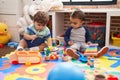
{"left": 0, "top": 48, "right": 120, "bottom": 80}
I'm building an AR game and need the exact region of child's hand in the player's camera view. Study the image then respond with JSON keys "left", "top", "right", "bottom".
{"left": 31, "top": 35, "right": 37, "bottom": 40}
{"left": 68, "top": 41, "right": 74, "bottom": 46}
{"left": 87, "top": 41, "right": 92, "bottom": 45}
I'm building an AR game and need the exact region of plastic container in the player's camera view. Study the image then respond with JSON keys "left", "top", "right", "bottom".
{"left": 112, "top": 36, "right": 120, "bottom": 47}
{"left": 87, "top": 22, "right": 106, "bottom": 47}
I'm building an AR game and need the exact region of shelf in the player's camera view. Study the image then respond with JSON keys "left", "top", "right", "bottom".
{"left": 109, "top": 45, "right": 120, "bottom": 49}
{"left": 49, "top": 9, "right": 120, "bottom": 48}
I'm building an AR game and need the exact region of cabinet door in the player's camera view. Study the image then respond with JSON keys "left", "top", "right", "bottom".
{"left": 0, "top": 0, "right": 22, "bottom": 14}
{"left": 0, "top": 15, "right": 21, "bottom": 42}
{"left": 0, "top": 15, "right": 18, "bottom": 27}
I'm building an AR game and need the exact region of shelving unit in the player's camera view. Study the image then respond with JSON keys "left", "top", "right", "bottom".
{"left": 48, "top": 12, "right": 65, "bottom": 38}
{"left": 49, "top": 9, "right": 120, "bottom": 48}
{"left": 106, "top": 11, "right": 120, "bottom": 48}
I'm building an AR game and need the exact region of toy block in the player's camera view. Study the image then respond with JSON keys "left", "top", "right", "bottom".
{"left": 84, "top": 44, "right": 98, "bottom": 56}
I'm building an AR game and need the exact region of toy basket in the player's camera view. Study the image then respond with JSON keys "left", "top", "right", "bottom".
{"left": 112, "top": 36, "right": 120, "bottom": 46}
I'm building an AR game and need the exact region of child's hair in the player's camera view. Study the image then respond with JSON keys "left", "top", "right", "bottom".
{"left": 70, "top": 10, "right": 85, "bottom": 21}
{"left": 95, "top": 74, "right": 106, "bottom": 80}
{"left": 33, "top": 11, "right": 49, "bottom": 26}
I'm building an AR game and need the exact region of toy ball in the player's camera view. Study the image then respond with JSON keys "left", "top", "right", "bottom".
{"left": 47, "top": 62, "right": 85, "bottom": 80}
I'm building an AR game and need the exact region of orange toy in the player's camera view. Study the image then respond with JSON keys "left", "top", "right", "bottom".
{"left": 9, "top": 50, "right": 42, "bottom": 65}
{"left": 108, "top": 51, "right": 117, "bottom": 56}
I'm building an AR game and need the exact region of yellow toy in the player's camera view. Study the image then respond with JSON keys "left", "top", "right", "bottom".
{"left": 0, "top": 23, "right": 11, "bottom": 44}
{"left": 9, "top": 50, "right": 42, "bottom": 65}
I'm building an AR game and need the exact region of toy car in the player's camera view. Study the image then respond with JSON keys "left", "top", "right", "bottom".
{"left": 8, "top": 42, "right": 18, "bottom": 48}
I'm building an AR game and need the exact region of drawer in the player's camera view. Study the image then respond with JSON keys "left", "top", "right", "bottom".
{"left": 0, "top": 0, "right": 22, "bottom": 14}
{"left": 0, "top": 14, "right": 21, "bottom": 27}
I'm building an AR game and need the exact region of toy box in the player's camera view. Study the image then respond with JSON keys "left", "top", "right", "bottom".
{"left": 87, "top": 22, "right": 106, "bottom": 47}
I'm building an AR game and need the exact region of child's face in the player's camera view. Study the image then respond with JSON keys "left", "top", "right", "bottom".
{"left": 34, "top": 21, "right": 46, "bottom": 31}
{"left": 70, "top": 17, "right": 84, "bottom": 29}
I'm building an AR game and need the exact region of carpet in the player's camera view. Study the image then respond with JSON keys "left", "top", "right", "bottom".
{"left": 0, "top": 48, "right": 120, "bottom": 80}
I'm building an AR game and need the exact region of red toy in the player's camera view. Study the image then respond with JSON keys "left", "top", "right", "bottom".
{"left": 107, "top": 75, "right": 118, "bottom": 80}
{"left": 0, "top": 44, "right": 4, "bottom": 48}
{"left": 117, "top": 34, "right": 120, "bottom": 38}
{"left": 107, "top": 77, "right": 118, "bottom": 80}
{"left": 50, "top": 54, "right": 59, "bottom": 60}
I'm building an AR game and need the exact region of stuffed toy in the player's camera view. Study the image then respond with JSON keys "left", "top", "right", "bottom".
{"left": 0, "top": 23, "right": 11, "bottom": 45}
{"left": 16, "top": 0, "right": 63, "bottom": 35}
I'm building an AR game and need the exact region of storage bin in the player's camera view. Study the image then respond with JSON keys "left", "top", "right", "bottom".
{"left": 87, "top": 22, "right": 106, "bottom": 47}
{"left": 112, "top": 36, "right": 120, "bottom": 46}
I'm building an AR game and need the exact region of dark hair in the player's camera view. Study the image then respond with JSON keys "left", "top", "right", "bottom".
{"left": 33, "top": 11, "right": 49, "bottom": 26}
{"left": 70, "top": 10, "right": 85, "bottom": 21}
{"left": 95, "top": 74, "right": 106, "bottom": 80}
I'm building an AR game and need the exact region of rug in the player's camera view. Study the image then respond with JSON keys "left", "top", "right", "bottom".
{"left": 0, "top": 48, "right": 120, "bottom": 80}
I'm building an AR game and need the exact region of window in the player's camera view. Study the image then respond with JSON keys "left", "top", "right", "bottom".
{"left": 62, "top": 0, "right": 117, "bottom": 5}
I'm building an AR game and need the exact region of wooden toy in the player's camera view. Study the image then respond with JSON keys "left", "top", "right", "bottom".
{"left": 84, "top": 43, "right": 98, "bottom": 56}
{"left": 44, "top": 53, "right": 59, "bottom": 61}
{"left": 62, "top": 50, "right": 69, "bottom": 62}
{"left": 50, "top": 54, "right": 58, "bottom": 60}
{"left": 9, "top": 50, "right": 42, "bottom": 65}
{"left": 44, "top": 48, "right": 51, "bottom": 61}
{"left": 62, "top": 54, "right": 69, "bottom": 62}
{"left": 87, "top": 56, "right": 94, "bottom": 68}
{"left": 89, "top": 58, "right": 94, "bottom": 68}
{"left": 44, "top": 56, "right": 50, "bottom": 61}
{"left": 44, "top": 46, "right": 59, "bottom": 61}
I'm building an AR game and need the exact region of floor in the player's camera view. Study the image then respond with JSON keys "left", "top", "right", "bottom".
{"left": 0, "top": 47, "right": 120, "bottom": 80}
{"left": 0, "top": 45, "right": 15, "bottom": 58}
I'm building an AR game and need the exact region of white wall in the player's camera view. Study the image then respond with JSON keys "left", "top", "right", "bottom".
{"left": 22, "top": 0, "right": 33, "bottom": 6}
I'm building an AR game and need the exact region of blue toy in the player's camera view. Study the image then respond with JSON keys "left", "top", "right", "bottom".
{"left": 47, "top": 62, "right": 85, "bottom": 80}
{"left": 77, "top": 51, "right": 88, "bottom": 63}
{"left": 8, "top": 42, "right": 19, "bottom": 48}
